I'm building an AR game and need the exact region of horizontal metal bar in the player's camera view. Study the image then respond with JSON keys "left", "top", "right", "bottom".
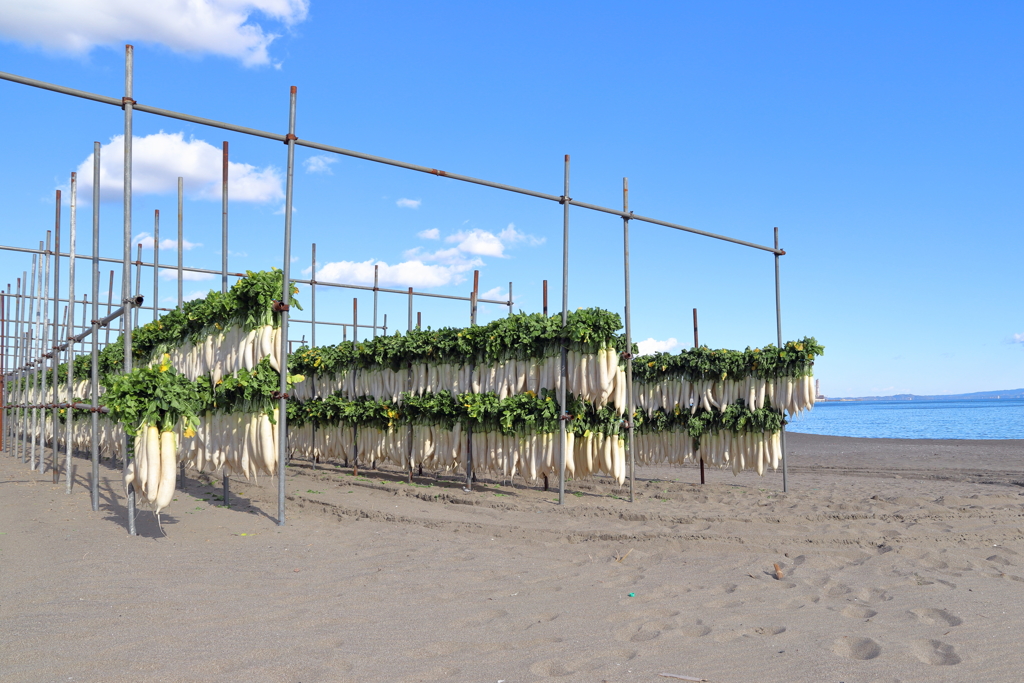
{"left": 290, "top": 319, "right": 382, "bottom": 330}
{"left": 0, "top": 243, "right": 249, "bottom": 277}
{"left": 292, "top": 278, "right": 508, "bottom": 305}
{"left": 0, "top": 70, "right": 783, "bottom": 255}
{"left": 0, "top": 402, "right": 109, "bottom": 414}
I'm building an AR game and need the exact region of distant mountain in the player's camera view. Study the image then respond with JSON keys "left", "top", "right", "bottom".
{"left": 825, "top": 389, "right": 1024, "bottom": 402}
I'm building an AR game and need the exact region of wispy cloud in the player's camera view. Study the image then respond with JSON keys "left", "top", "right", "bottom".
{"left": 396, "top": 198, "right": 422, "bottom": 209}
{"left": 159, "top": 269, "right": 215, "bottom": 281}
{"left": 444, "top": 223, "right": 544, "bottom": 258}
{"left": 314, "top": 257, "right": 480, "bottom": 289}
{"left": 1013, "top": 333, "right": 1024, "bottom": 344}
{"left": 133, "top": 232, "right": 201, "bottom": 251}
{"left": 75, "top": 132, "right": 283, "bottom": 203}
{"left": 417, "top": 228, "right": 440, "bottom": 240}
{"left": 636, "top": 337, "right": 682, "bottom": 355}
{"left": 0, "top": 0, "right": 309, "bottom": 67}
{"left": 303, "top": 155, "right": 337, "bottom": 174}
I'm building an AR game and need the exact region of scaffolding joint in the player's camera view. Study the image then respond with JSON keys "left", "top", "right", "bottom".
{"left": 284, "top": 133, "right": 297, "bottom": 144}
{"left": 272, "top": 300, "right": 290, "bottom": 312}
{"left": 121, "top": 96, "right": 136, "bottom": 109}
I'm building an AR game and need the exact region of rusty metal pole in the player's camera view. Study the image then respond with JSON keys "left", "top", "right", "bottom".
{"left": 543, "top": 280, "right": 548, "bottom": 316}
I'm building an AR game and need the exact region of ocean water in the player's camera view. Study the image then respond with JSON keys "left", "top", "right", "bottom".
{"left": 786, "top": 399, "right": 1024, "bottom": 440}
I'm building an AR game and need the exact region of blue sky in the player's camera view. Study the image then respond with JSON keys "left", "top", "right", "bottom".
{"left": 0, "top": 1, "right": 1021, "bottom": 397}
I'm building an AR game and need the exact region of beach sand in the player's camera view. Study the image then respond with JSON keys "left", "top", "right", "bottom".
{"left": 2, "top": 432, "right": 1023, "bottom": 682}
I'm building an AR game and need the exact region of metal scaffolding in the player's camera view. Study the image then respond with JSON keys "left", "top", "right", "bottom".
{"left": 0, "top": 44, "right": 790, "bottom": 536}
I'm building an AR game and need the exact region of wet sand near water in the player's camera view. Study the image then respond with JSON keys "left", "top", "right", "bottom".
{"left": 2, "top": 432, "right": 1023, "bottom": 682}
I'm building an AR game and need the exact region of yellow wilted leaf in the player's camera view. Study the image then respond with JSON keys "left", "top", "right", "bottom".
{"left": 183, "top": 427, "right": 196, "bottom": 438}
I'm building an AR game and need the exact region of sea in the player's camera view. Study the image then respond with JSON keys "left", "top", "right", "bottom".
{"left": 786, "top": 399, "right": 1024, "bottom": 440}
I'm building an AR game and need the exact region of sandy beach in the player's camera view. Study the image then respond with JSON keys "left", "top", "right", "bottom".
{"left": 2, "top": 432, "right": 1023, "bottom": 682}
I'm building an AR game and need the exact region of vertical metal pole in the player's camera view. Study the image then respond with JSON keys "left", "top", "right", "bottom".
{"left": 417, "top": 312, "right": 421, "bottom": 330}
{"left": 277, "top": 85, "right": 298, "bottom": 526}
{"left": 774, "top": 227, "right": 788, "bottom": 494}
{"left": 30, "top": 247, "right": 42, "bottom": 470}
{"left": 177, "top": 177, "right": 183, "bottom": 310}
{"left": 65, "top": 173, "right": 77, "bottom": 492}
{"left": 51, "top": 194, "right": 62, "bottom": 482}
{"left": 152, "top": 210, "right": 159, "bottom": 321}
{"left": 37, "top": 231, "right": 52, "bottom": 473}
{"left": 694, "top": 307, "right": 704, "bottom": 484}
{"left": 543, "top": 280, "right": 548, "bottom": 316}
{"left": 352, "top": 298, "right": 357, "bottom": 344}
{"left": 221, "top": 142, "right": 232, "bottom": 507}
{"left": 123, "top": 43, "right": 137, "bottom": 536}
{"left": 7, "top": 279, "right": 18, "bottom": 457}
{"left": 557, "top": 155, "right": 569, "bottom": 506}
{"left": 407, "top": 287, "right": 413, "bottom": 333}
{"left": 222, "top": 141, "right": 229, "bottom": 294}
{"left": 372, "top": 265, "right": 379, "bottom": 338}
{"left": 508, "top": 282, "right": 513, "bottom": 317}
{"left": 622, "top": 178, "right": 635, "bottom": 503}
{"left": 310, "top": 243, "right": 316, "bottom": 348}
{"left": 23, "top": 258, "right": 36, "bottom": 465}
{"left": 90, "top": 141, "right": 100, "bottom": 510}
{"left": 471, "top": 270, "right": 479, "bottom": 326}
{"left": 14, "top": 278, "right": 23, "bottom": 458}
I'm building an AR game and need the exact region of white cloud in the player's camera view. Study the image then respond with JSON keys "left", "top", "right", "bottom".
{"left": 444, "top": 223, "right": 544, "bottom": 258}
{"left": 396, "top": 198, "right": 421, "bottom": 209}
{"left": 499, "top": 223, "right": 545, "bottom": 247}
{"left": 159, "top": 268, "right": 215, "bottom": 281}
{"left": 1014, "top": 333, "right": 1024, "bottom": 344}
{"left": 133, "top": 232, "right": 201, "bottom": 251}
{"left": 636, "top": 337, "right": 682, "bottom": 355}
{"left": 0, "top": 0, "right": 309, "bottom": 67}
{"left": 417, "top": 228, "right": 440, "bottom": 240}
{"left": 446, "top": 229, "right": 505, "bottom": 257}
{"left": 75, "top": 132, "right": 283, "bottom": 203}
{"left": 184, "top": 290, "right": 208, "bottom": 302}
{"left": 315, "top": 255, "right": 481, "bottom": 290}
{"left": 303, "top": 155, "right": 337, "bottom": 174}
{"left": 273, "top": 203, "right": 297, "bottom": 215}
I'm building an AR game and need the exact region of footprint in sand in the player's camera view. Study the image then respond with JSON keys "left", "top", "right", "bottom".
{"left": 856, "top": 587, "right": 892, "bottom": 603}
{"left": 910, "top": 608, "right": 961, "bottom": 626}
{"left": 605, "top": 608, "right": 680, "bottom": 623}
{"left": 987, "top": 554, "right": 1014, "bottom": 566}
{"left": 832, "top": 636, "right": 882, "bottom": 660}
{"left": 615, "top": 618, "right": 680, "bottom": 643}
{"left": 677, "top": 624, "right": 712, "bottom": 637}
{"left": 752, "top": 625, "right": 786, "bottom": 636}
{"left": 841, "top": 604, "right": 878, "bottom": 619}
{"left": 911, "top": 638, "right": 961, "bottom": 665}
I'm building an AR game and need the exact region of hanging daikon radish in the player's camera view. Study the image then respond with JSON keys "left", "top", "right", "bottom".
{"left": 154, "top": 429, "right": 177, "bottom": 514}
